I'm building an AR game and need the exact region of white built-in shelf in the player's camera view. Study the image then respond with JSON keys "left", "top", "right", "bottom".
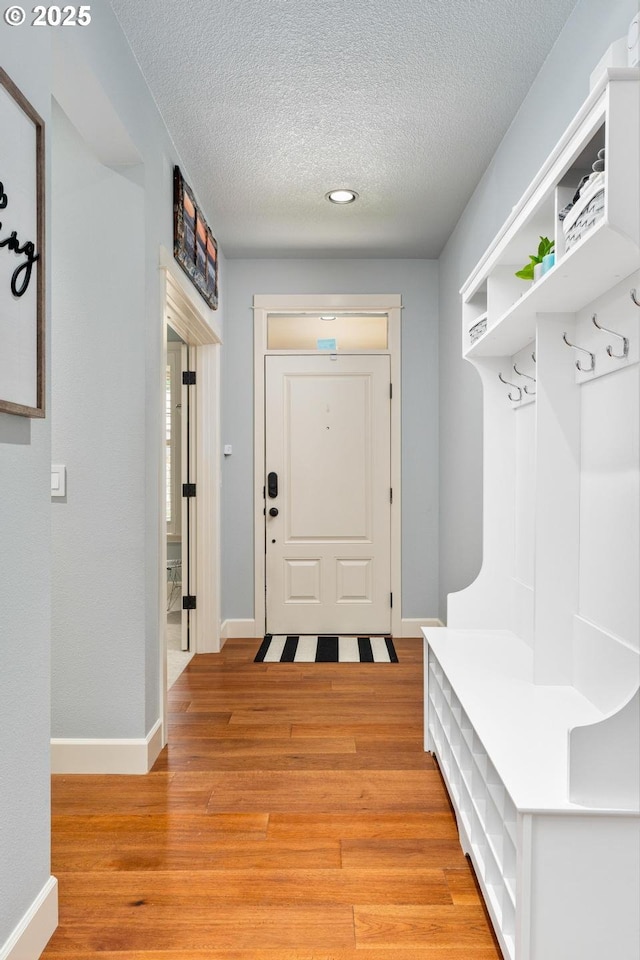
{"left": 439, "top": 63, "right": 640, "bottom": 960}
{"left": 425, "top": 628, "right": 632, "bottom": 813}
{"left": 466, "top": 221, "right": 639, "bottom": 358}
{"left": 424, "top": 629, "right": 640, "bottom": 960}
{"left": 461, "top": 67, "right": 640, "bottom": 360}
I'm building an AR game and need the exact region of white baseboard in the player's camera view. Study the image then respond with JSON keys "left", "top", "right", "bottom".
{"left": 146, "top": 717, "right": 164, "bottom": 769}
{"left": 220, "top": 618, "right": 441, "bottom": 640}
{"left": 400, "top": 617, "right": 444, "bottom": 637}
{"left": 221, "top": 618, "right": 259, "bottom": 640}
{"left": 0, "top": 876, "right": 57, "bottom": 960}
{"left": 51, "top": 718, "right": 163, "bottom": 775}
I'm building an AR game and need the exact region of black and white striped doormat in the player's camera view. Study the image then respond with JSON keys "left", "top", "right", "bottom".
{"left": 255, "top": 635, "right": 398, "bottom": 663}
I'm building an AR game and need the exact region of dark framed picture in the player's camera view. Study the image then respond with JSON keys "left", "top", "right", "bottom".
{"left": 0, "top": 68, "right": 45, "bottom": 418}
{"left": 173, "top": 166, "right": 218, "bottom": 310}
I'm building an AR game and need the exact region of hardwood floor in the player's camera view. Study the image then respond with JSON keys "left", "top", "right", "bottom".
{"left": 45, "top": 638, "right": 501, "bottom": 959}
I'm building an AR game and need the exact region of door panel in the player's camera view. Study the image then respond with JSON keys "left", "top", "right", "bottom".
{"left": 265, "top": 354, "right": 391, "bottom": 634}
{"left": 336, "top": 558, "right": 372, "bottom": 602}
{"left": 287, "top": 373, "right": 370, "bottom": 539}
{"left": 284, "top": 558, "right": 321, "bottom": 603}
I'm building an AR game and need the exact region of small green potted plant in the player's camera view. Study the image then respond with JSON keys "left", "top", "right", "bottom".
{"left": 515, "top": 236, "right": 555, "bottom": 282}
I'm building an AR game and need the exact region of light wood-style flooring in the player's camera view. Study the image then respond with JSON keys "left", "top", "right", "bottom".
{"left": 44, "top": 638, "right": 501, "bottom": 959}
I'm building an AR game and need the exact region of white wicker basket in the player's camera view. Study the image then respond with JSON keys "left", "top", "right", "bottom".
{"left": 469, "top": 316, "right": 487, "bottom": 344}
{"left": 562, "top": 173, "right": 605, "bottom": 251}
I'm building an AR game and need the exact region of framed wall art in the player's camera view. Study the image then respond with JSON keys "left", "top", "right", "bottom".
{"left": 0, "top": 68, "right": 45, "bottom": 418}
{"left": 173, "top": 166, "right": 218, "bottom": 310}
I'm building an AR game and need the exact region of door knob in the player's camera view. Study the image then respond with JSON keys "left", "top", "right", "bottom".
{"left": 269, "top": 507, "right": 279, "bottom": 517}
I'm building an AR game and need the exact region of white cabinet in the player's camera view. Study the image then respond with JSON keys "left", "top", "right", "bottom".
{"left": 423, "top": 629, "right": 639, "bottom": 960}
{"left": 428, "top": 66, "right": 640, "bottom": 960}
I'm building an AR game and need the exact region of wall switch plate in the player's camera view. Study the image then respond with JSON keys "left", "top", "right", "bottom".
{"left": 51, "top": 464, "right": 66, "bottom": 498}
{"left": 223, "top": 444, "right": 233, "bottom": 456}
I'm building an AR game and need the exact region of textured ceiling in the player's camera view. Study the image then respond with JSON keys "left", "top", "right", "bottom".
{"left": 110, "top": 0, "right": 577, "bottom": 258}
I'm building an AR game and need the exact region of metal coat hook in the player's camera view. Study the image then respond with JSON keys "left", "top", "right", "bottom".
{"left": 592, "top": 313, "right": 629, "bottom": 360}
{"left": 631, "top": 288, "right": 640, "bottom": 308}
{"left": 562, "top": 332, "right": 595, "bottom": 373}
{"left": 498, "top": 372, "right": 522, "bottom": 403}
{"left": 513, "top": 363, "right": 536, "bottom": 395}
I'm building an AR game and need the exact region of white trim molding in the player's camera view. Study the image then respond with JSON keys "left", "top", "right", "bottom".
{"left": 194, "top": 343, "right": 223, "bottom": 655}
{"left": 160, "top": 247, "right": 222, "bottom": 345}
{"left": 51, "top": 719, "right": 163, "bottom": 775}
{"left": 220, "top": 618, "right": 443, "bottom": 640}
{"left": 0, "top": 876, "right": 57, "bottom": 960}
{"left": 252, "top": 293, "right": 405, "bottom": 313}
{"left": 400, "top": 617, "right": 444, "bottom": 637}
{"left": 221, "top": 618, "right": 259, "bottom": 641}
{"left": 253, "top": 294, "right": 403, "bottom": 639}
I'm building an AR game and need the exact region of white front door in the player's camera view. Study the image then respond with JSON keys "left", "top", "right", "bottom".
{"left": 265, "top": 353, "right": 391, "bottom": 635}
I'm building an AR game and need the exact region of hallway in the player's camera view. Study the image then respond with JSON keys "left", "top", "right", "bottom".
{"left": 45, "top": 639, "right": 500, "bottom": 957}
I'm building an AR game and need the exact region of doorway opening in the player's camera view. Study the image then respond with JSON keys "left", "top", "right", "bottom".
{"left": 166, "top": 324, "right": 194, "bottom": 686}
{"left": 159, "top": 259, "right": 222, "bottom": 745}
{"left": 253, "top": 295, "right": 402, "bottom": 639}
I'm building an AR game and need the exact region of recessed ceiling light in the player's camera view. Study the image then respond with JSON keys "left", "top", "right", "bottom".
{"left": 320, "top": 315, "right": 336, "bottom": 321}
{"left": 326, "top": 189, "right": 359, "bottom": 204}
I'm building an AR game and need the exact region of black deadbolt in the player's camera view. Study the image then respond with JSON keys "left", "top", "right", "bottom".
{"left": 269, "top": 507, "right": 279, "bottom": 517}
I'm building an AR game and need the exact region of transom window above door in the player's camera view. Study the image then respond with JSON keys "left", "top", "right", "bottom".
{"left": 267, "top": 313, "right": 388, "bottom": 351}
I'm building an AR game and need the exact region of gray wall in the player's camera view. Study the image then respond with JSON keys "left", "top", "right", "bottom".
{"left": 2, "top": 9, "right": 227, "bottom": 948}
{"left": 49, "top": 10, "right": 225, "bottom": 739}
{"left": 51, "top": 104, "right": 147, "bottom": 737}
{"left": 0, "top": 27, "right": 52, "bottom": 950}
{"left": 1, "top": 8, "right": 230, "bottom": 940}
{"left": 222, "top": 258, "right": 439, "bottom": 624}
{"left": 438, "top": 0, "right": 639, "bottom": 620}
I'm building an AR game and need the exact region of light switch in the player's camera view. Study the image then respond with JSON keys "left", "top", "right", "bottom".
{"left": 51, "top": 464, "right": 66, "bottom": 498}
{"left": 223, "top": 444, "right": 233, "bottom": 456}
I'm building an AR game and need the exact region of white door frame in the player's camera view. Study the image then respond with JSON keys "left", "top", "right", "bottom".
{"left": 253, "top": 294, "right": 402, "bottom": 638}
{"left": 159, "top": 249, "right": 222, "bottom": 745}
{"left": 166, "top": 339, "right": 189, "bottom": 651}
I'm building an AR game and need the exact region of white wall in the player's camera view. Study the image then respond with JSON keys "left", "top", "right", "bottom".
{"left": 222, "top": 258, "right": 439, "bottom": 623}
{"left": 438, "top": 0, "right": 639, "bottom": 619}
{"left": 0, "top": 26, "right": 53, "bottom": 953}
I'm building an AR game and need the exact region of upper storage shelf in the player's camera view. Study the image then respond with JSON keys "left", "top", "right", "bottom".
{"left": 461, "top": 68, "right": 640, "bottom": 359}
